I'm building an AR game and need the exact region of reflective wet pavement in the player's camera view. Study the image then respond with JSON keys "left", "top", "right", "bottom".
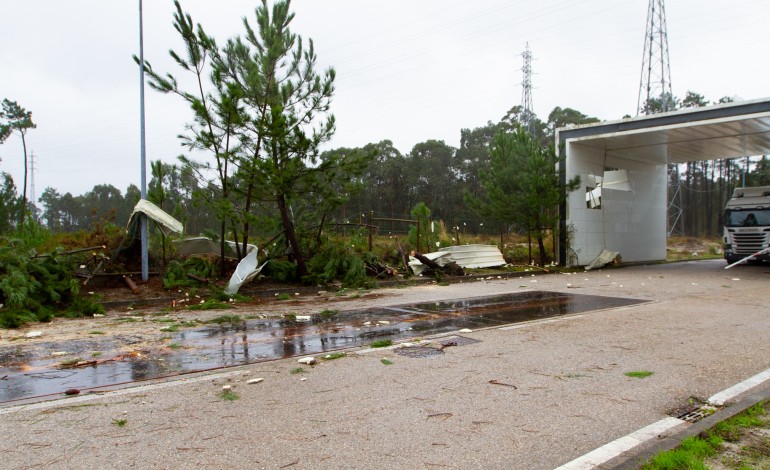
{"left": 0, "top": 291, "right": 646, "bottom": 403}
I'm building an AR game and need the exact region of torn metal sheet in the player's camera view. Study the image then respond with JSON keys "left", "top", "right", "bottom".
{"left": 585, "top": 249, "right": 621, "bottom": 270}
{"left": 408, "top": 244, "right": 506, "bottom": 274}
{"left": 173, "top": 237, "right": 257, "bottom": 260}
{"left": 601, "top": 170, "right": 632, "bottom": 192}
{"left": 408, "top": 251, "right": 451, "bottom": 275}
{"left": 127, "top": 199, "right": 183, "bottom": 237}
{"left": 438, "top": 244, "right": 506, "bottom": 268}
{"left": 225, "top": 250, "right": 268, "bottom": 294}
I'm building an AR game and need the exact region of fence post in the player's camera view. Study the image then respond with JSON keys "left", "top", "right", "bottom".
{"left": 368, "top": 211, "right": 374, "bottom": 252}
{"left": 454, "top": 221, "right": 460, "bottom": 246}
{"left": 417, "top": 219, "right": 421, "bottom": 254}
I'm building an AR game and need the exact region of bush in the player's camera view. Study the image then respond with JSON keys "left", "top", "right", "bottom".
{"left": 163, "top": 258, "right": 218, "bottom": 289}
{"left": 0, "top": 237, "right": 102, "bottom": 328}
{"left": 264, "top": 259, "right": 298, "bottom": 283}
{"left": 302, "top": 240, "right": 370, "bottom": 288}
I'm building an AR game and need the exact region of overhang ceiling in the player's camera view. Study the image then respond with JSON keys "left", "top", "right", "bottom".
{"left": 559, "top": 99, "right": 770, "bottom": 165}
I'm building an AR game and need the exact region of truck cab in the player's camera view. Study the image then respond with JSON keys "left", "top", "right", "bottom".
{"left": 723, "top": 186, "right": 770, "bottom": 264}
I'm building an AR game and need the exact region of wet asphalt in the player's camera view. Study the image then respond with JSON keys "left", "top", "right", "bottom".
{"left": 1, "top": 259, "right": 769, "bottom": 469}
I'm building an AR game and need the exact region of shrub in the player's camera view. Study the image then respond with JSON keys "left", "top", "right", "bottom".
{"left": 163, "top": 258, "right": 217, "bottom": 289}
{"left": 0, "top": 237, "right": 101, "bottom": 328}
{"left": 302, "top": 240, "right": 370, "bottom": 288}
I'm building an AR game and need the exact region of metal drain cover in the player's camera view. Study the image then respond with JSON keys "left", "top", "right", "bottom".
{"left": 676, "top": 405, "right": 718, "bottom": 423}
{"left": 441, "top": 335, "right": 482, "bottom": 346}
{"left": 393, "top": 335, "right": 481, "bottom": 358}
{"left": 394, "top": 346, "right": 444, "bottom": 358}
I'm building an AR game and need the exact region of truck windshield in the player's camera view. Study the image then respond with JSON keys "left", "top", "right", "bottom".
{"left": 725, "top": 209, "right": 770, "bottom": 227}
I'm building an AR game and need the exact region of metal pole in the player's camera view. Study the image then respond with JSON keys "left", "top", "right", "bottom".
{"left": 139, "top": 0, "right": 149, "bottom": 281}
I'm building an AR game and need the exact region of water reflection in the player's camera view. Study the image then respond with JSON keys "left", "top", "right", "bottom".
{"left": 0, "top": 291, "right": 646, "bottom": 402}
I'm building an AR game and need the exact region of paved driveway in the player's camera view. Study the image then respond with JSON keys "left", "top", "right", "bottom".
{"left": 2, "top": 260, "right": 769, "bottom": 469}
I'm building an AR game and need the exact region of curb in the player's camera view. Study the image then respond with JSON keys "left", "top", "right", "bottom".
{"left": 599, "top": 380, "right": 770, "bottom": 469}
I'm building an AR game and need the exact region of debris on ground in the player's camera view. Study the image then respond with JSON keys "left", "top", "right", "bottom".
{"left": 585, "top": 250, "right": 621, "bottom": 271}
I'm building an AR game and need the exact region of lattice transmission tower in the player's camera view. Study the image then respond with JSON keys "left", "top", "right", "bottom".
{"left": 520, "top": 43, "right": 534, "bottom": 134}
{"left": 637, "top": 0, "right": 673, "bottom": 115}
{"left": 637, "top": 0, "right": 681, "bottom": 236}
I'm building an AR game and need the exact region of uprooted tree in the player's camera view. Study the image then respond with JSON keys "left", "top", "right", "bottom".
{"left": 140, "top": 0, "right": 370, "bottom": 278}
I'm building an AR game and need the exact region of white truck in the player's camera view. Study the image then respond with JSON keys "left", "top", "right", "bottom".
{"left": 723, "top": 186, "right": 770, "bottom": 265}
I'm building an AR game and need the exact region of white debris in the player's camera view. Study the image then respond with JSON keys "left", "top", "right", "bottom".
{"left": 295, "top": 315, "right": 311, "bottom": 322}
{"left": 732, "top": 278, "right": 740, "bottom": 281}
{"left": 300, "top": 377, "right": 307, "bottom": 381}
{"left": 246, "top": 378, "right": 264, "bottom": 385}
{"left": 25, "top": 331, "right": 43, "bottom": 339}
{"left": 51, "top": 352, "right": 68, "bottom": 357}
{"left": 377, "top": 320, "right": 390, "bottom": 325}
{"left": 297, "top": 357, "right": 317, "bottom": 365}
{"left": 222, "top": 385, "right": 232, "bottom": 391}
{"left": 458, "top": 328, "right": 473, "bottom": 333}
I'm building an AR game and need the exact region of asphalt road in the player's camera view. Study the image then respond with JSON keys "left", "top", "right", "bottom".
{"left": 2, "top": 259, "right": 769, "bottom": 469}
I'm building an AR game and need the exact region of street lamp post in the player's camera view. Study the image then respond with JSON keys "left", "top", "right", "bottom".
{"left": 139, "top": 0, "right": 149, "bottom": 281}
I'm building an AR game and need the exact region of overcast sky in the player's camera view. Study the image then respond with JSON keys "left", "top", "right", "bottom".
{"left": 1, "top": 0, "right": 768, "bottom": 199}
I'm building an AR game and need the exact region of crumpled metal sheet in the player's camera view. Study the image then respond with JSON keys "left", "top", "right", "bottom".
{"left": 585, "top": 249, "right": 621, "bottom": 271}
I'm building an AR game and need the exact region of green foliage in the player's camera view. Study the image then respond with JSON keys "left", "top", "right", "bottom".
{"left": 204, "top": 314, "right": 242, "bottom": 325}
{"left": 0, "top": 173, "right": 22, "bottom": 234}
{"left": 464, "top": 128, "right": 580, "bottom": 266}
{"left": 264, "top": 259, "right": 298, "bottom": 283}
{"left": 370, "top": 339, "right": 393, "bottom": 348}
{"left": 712, "top": 402, "right": 766, "bottom": 441}
{"left": 218, "top": 389, "right": 239, "bottom": 401}
{"left": 644, "top": 402, "right": 770, "bottom": 469}
{"left": 67, "top": 295, "right": 105, "bottom": 318}
{"left": 302, "top": 239, "right": 370, "bottom": 288}
{"left": 322, "top": 352, "right": 346, "bottom": 360}
{"left": 163, "top": 258, "right": 217, "bottom": 289}
{"left": 381, "top": 358, "right": 394, "bottom": 365}
{"left": 0, "top": 237, "right": 100, "bottom": 328}
{"left": 408, "top": 202, "right": 439, "bottom": 252}
{"left": 642, "top": 436, "right": 720, "bottom": 469}
{"left": 319, "top": 309, "right": 338, "bottom": 319}
{"left": 210, "top": 290, "right": 250, "bottom": 303}
{"left": 625, "top": 370, "right": 654, "bottom": 379}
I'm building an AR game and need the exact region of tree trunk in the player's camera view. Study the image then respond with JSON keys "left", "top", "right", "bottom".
{"left": 277, "top": 193, "right": 308, "bottom": 278}
{"left": 537, "top": 233, "right": 547, "bottom": 267}
{"left": 219, "top": 220, "right": 227, "bottom": 277}
{"left": 20, "top": 133, "right": 28, "bottom": 224}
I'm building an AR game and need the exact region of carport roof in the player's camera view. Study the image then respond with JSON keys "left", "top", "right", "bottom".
{"left": 557, "top": 98, "right": 770, "bottom": 165}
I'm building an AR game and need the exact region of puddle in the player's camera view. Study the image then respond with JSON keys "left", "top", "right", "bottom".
{"left": 0, "top": 291, "right": 646, "bottom": 403}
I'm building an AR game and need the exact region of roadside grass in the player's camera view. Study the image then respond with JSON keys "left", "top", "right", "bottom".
{"left": 642, "top": 401, "right": 770, "bottom": 469}
{"left": 625, "top": 370, "right": 654, "bottom": 379}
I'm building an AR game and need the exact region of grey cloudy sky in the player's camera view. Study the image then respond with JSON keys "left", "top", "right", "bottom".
{"left": 1, "top": 0, "right": 768, "bottom": 199}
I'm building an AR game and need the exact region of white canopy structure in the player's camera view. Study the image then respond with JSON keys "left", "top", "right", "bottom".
{"left": 557, "top": 98, "right": 770, "bottom": 266}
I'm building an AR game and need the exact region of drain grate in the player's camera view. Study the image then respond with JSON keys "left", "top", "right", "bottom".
{"left": 676, "top": 405, "right": 719, "bottom": 423}
{"left": 394, "top": 346, "right": 444, "bottom": 358}
{"left": 441, "top": 335, "right": 482, "bottom": 347}
{"left": 393, "top": 335, "right": 481, "bottom": 358}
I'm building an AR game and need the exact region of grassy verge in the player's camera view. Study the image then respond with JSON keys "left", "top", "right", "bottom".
{"left": 642, "top": 401, "right": 770, "bottom": 469}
